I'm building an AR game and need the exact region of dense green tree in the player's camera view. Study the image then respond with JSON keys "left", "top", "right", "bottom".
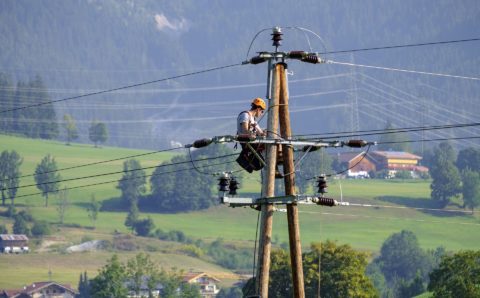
{"left": 377, "top": 121, "right": 411, "bottom": 152}
{"left": 12, "top": 214, "right": 30, "bottom": 236}
{"left": 0, "top": 150, "right": 23, "bottom": 206}
{"left": 89, "top": 255, "right": 128, "bottom": 298}
{"left": 244, "top": 241, "right": 378, "bottom": 298}
{"left": 34, "top": 154, "right": 61, "bottom": 207}
{"left": 0, "top": 224, "right": 8, "bottom": 234}
{"left": 89, "top": 121, "right": 108, "bottom": 147}
{"left": 216, "top": 287, "right": 243, "bottom": 298}
{"left": 133, "top": 217, "right": 155, "bottom": 237}
{"left": 456, "top": 147, "right": 480, "bottom": 172}
{"left": 428, "top": 250, "right": 480, "bottom": 298}
{"left": 375, "top": 230, "right": 431, "bottom": 283}
{"left": 461, "top": 169, "right": 480, "bottom": 213}
{"left": 117, "top": 159, "right": 146, "bottom": 207}
{"left": 77, "top": 271, "right": 91, "bottom": 298}
{"left": 125, "top": 253, "right": 161, "bottom": 298}
{"left": 124, "top": 203, "right": 139, "bottom": 232}
{"left": 31, "top": 220, "right": 51, "bottom": 236}
{"left": 430, "top": 142, "right": 461, "bottom": 207}
{"left": 63, "top": 114, "right": 79, "bottom": 145}
{"left": 86, "top": 195, "right": 101, "bottom": 229}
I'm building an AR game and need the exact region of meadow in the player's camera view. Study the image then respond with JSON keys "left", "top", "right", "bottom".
{"left": 1, "top": 134, "right": 479, "bottom": 289}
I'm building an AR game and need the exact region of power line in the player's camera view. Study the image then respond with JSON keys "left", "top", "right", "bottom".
{"left": 320, "top": 37, "right": 480, "bottom": 55}
{"left": 14, "top": 158, "right": 238, "bottom": 200}
{"left": 0, "top": 63, "right": 241, "bottom": 114}
{"left": 327, "top": 60, "right": 480, "bottom": 81}
{"left": 296, "top": 122, "right": 480, "bottom": 140}
{"left": 377, "top": 135, "right": 480, "bottom": 145}
{"left": 4, "top": 152, "right": 238, "bottom": 191}
{"left": 0, "top": 146, "right": 184, "bottom": 183}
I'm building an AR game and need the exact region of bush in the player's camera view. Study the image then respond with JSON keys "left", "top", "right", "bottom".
{"left": 133, "top": 218, "right": 155, "bottom": 237}
{"left": 31, "top": 221, "right": 51, "bottom": 237}
{"left": 0, "top": 224, "right": 8, "bottom": 234}
{"left": 181, "top": 244, "right": 204, "bottom": 257}
{"left": 395, "top": 170, "right": 412, "bottom": 179}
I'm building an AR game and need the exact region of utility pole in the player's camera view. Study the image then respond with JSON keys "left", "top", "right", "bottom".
{"left": 255, "top": 58, "right": 280, "bottom": 297}
{"left": 279, "top": 62, "right": 305, "bottom": 298}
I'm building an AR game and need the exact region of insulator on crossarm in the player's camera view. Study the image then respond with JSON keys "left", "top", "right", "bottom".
{"left": 250, "top": 56, "right": 268, "bottom": 65}
{"left": 271, "top": 27, "right": 283, "bottom": 48}
{"left": 218, "top": 173, "right": 230, "bottom": 192}
{"left": 228, "top": 176, "right": 239, "bottom": 196}
{"left": 192, "top": 138, "right": 213, "bottom": 148}
{"left": 288, "top": 51, "right": 306, "bottom": 60}
{"left": 345, "top": 139, "right": 368, "bottom": 148}
{"left": 316, "top": 175, "right": 328, "bottom": 195}
{"left": 302, "top": 54, "right": 320, "bottom": 64}
{"left": 314, "top": 197, "right": 337, "bottom": 207}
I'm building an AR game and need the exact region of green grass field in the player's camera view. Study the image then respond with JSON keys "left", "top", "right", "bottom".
{"left": 1, "top": 134, "right": 479, "bottom": 290}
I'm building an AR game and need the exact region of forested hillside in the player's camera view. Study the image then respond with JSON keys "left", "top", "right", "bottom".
{"left": 0, "top": 0, "right": 479, "bottom": 149}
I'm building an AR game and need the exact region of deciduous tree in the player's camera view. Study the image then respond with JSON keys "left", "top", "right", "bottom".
{"left": 430, "top": 142, "right": 461, "bottom": 207}
{"left": 461, "top": 169, "right": 480, "bottom": 213}
{"left": 88, "top": 121, "right": 108, "bottom": 147}
{"left": 89, "top": 255, "right": 128, "bottom": 298}
{"left": 0, "top": 150, "right": 23, "bottom": 206}
{"left": 34, "top": 154, "right": 61, "bottom": 207}
{"left": 62, "top": 114, "right": 79, "bottom": 145}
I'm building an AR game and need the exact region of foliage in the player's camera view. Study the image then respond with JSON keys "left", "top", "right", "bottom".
{"left": 117, "top": 159, "right": 146, "bottom": 207}
{"left": 207, "top": 238, "right": 253, "bottom": 270}
{"left": 133, "top": 217, "right": 155, "bottom": 237}
{"left": 34, "top": 154, "right": 61, "bottom": 207}
{"left": 394, "top": 170, "right": 412, "bottom": 179}
{"left": 0, "top": 150, "right": 22, "bottom": 206}
{"left": 125, "top": 253, "right": 161, "bottom": 298}
{"left": 461, "top": 169, "right": 480, "bottom": 213}
{"left": 62, "top": 114, "right": 79, "bottom": 145}
{"left": 86, "top": 195, "right": 101, "bottom": 228}
{"left": 0, "top": 224, "right": 8, "bottom": 234}
{"left": 30, "top": 220, "right": 51, "bottom": 237}
{"left": 244, "top": 241, "right": 378, "bottom": 298}
{"left": 12, "top": 214, "right": 30, "bottom": 236}
{"left": 0, "top": 75, "right": 58, "bottom": 140}
{"left": 89, "top": 254, "right": 128, "bottom": 298}
{"left": 377, "top": 121, "right": 411, "bottom": 152}
{"left": 456, "top": 147, "right": 480, "bottom": 172}
{"left": 428, "top": 250, "right": 480, "bottom": 298}
{"left": 88, "top": 122, "right": 108, "bottom": 148}
{"left": 124, "top": 204, "right": 139, "bottom": 232}
{"left": 216, "top": 287, "right": 243, "bottom": 298}
{"left": 77, "top": 271, "right": 91, "bottom": 298}
{"left": 56, "top": 187, "right": 70, "bottom": 224}
{"left": 148, "top": 145, "right": 233, "bottom": 213}
{"left": 430, "top": 142, "right": 461, "bottom": 207}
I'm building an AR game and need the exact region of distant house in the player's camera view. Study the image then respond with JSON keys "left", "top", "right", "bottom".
{"left": 334, "top": 151, "right": 376, "bottom": 178}
{"left": 124, "top": 276, "right": 163, "bottom": 298}
{"left": 370, "top": 151, "right": 428, "bottom": 177}
{"left": 0, "top": 281, "right": 77, "bottom": 298}
{"left": 334, "top": 151, "right": 428, "bottom": 178}
{"left": 183, "top": 272, "right": 221, "bottom": 298}
{"left": 0, "top": 235, "right": 29, "bottom": 254}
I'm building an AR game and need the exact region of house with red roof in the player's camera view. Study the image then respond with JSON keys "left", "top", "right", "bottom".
{"left": 0, "top": 281, "right": 77, "bottom": 298}
{"left": 183, "top": 272, "right": 220, "bottom": 298}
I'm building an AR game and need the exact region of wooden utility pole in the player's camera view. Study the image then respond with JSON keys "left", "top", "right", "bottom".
{"left": 256, "top": 62, "right": 281, "bottom": 298}
{"left": 279, "top": 62, "right": 305, "bottom": 298}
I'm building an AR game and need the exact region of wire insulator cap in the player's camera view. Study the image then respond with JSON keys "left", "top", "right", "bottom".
{"left": 250, "top": 56, "right": 268, "bottom": 65}
{"left": 288, "top": 51, "right": 306, "bottom": 59}
{"left": 346, "top": 140, "right": 368, "bottom": 148}
{"left": 218, "top": 175, "right": 230, "bottom": 192}
{"left": 228, "top": 177, "right": 239, "bottom": 196}
{"left": 192, "top": 138, "right": 213, "bottom": 148}
{"left": 302, "top": 54, "right": 320, "bottom": 64}
{"left": 314, "top": 197, "right": 337, "bottom": 207}
{"left": 316, "top": 175, "right": 328, "bottom": 194}
{"left": 271, "top": 27, "right": 283, "bottom": 48}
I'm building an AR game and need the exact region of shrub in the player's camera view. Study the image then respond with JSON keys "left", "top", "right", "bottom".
{"left": 31, "top": 221, "right": 51, "bottom": 237}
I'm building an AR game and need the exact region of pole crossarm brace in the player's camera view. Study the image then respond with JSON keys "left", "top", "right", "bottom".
{"left": 242, "top": 51, "right": 326, "bottom": 65}
{"left": 220, "top": 194, "right": 339, "bottom": 207}
{"left": 185, "top": 135, "right": 375, "bottom": 150}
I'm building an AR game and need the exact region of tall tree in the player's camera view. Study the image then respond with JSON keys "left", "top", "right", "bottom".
{"left": 30, "top": 75, "right": 58, "bottom": 139}
{"left": 377, "top": 121, "right": 411, "bottom": 152}
{"left": 89, "top": 255, "right": 128, "bottom": 298}
{"left": 56, "top": 187, "right": 69, "bottom": 224}
{"left": 428, "top": 250, "right": 480, "bottom": 298}
{"left": 430, "top": 142, "right": 461, "bottom": 207}
{"left": 0, "top": 150, "right": 23, "bottom": 206}
{"left": 117, "top": 159, "right": 146, "bottom": 208}
{"left": 89, "top": 121, "right": 108, "bottom": 147}
{"left": 62, "top": 114, "right": 79, "bottom": 145}
{"left": 456, "top": 147, "right": 480, "bottom": 172}
{"left": 34, "top": 154, "right": 61, "bottom": 207}
{"left": 86, "top": 195, "right": 100, "bottom": 229}
{"left": 125, "top": 253, "right": 161, "bottom": 298}
{"left": 461, "top": 169, "right": 480, "bottom": 213}
{"left": 77, "top": 271, "right": 91, "bottom": 298}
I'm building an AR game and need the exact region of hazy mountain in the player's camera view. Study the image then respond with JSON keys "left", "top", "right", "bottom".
{"left": 1, "top": 0, "right": 479, "bottom": 149}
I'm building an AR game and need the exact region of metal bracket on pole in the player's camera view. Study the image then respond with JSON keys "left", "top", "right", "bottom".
{"left": 220, "top": 194, "right": 339, "bottom": 208}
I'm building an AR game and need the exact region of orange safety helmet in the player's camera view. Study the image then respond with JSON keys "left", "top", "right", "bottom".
{"left": 252, "top": 97, "right": 266, "bottom": 110}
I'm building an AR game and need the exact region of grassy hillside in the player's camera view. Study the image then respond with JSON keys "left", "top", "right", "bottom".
{"left": 1, "top": 134, "right": 479, "bottom": 290}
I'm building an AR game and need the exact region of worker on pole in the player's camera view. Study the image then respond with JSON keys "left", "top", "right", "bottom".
{"left": 236, "top": 97, "right": 267, "bottom": 173}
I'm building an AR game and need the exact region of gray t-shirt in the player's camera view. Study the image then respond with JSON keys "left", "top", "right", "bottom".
{"left": 237, "top": 111, "right": 261, "bottom": 135}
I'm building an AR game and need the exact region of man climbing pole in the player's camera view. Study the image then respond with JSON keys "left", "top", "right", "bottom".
{"left": 236, "top": 97, "right": 267, "bottom": 172}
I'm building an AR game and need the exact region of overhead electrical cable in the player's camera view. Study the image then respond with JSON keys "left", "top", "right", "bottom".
{"left": 327, "top": 60, "right": 480, "bottom": 81}
{"left": 4, "top": 153, "right": 238, "bottom": 191}
{"left": 14, "top": 158, "right": 238, "bottom": 200}
{"left": 0, "top": 63, "right": 241, "bottom": 114}
{"left": 0, "top": 146, "right": 184, "bottom": 183}
{"left": 320, "top": 37, "right": 480, "bottom": 55}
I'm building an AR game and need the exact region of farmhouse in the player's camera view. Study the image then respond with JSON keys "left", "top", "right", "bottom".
{"left": 0, "top": 234, "right": 29, "bottom": 254}
{"left": 183, "top": 272, "right": 221, "bottom": 298}
{"left": 0, "top": 281, "right": 77, "bottom": 298}
{"left": 334, "top": 151, "right": 376, "bottom": 178}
